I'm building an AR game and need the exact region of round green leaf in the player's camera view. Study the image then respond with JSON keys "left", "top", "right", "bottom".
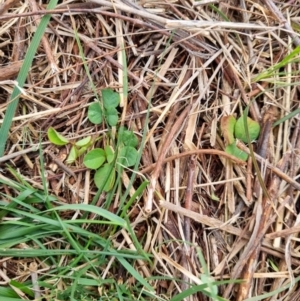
{"left": 225, "top": 143, "right": 248, "bottom": 161}
{"left": 234, "top": 116, "right": 260, "bottom": 143}
{"left": 117, "top": 146, "right": 138, "bottom": 167}
{"left": 65, "top": 146, "right": 78, "bottom": 164}
{"left": 105, "top": 107, "right": 119, "bottom": 126}
{"left": 94, "top": 163, "right": 116, "bottom": 192}
{"left": 101, "top": 88, "right": 120, "bottom": 108}
{"left": 118, "top": 128, "right": 138, "bottom": 147}
{"left": 105, "top": 145, "right": 115, "bottom": 164}
{"left": 47, "top": 127, "right": 69, "bottom": 146}
{"left": 88, "top": 102, "right": 103, "bottom": 124}
{"left": 83, "top": 148, "right": 106, "bottom": 169}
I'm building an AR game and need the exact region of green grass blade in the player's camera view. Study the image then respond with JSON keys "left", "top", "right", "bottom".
{"left": 244, "top": 275, "right": 300, "bottom": 301}
{"left": 0, "top": 0, "right": 58, "bottom": 156}
{"left": 254, "top": 44, "right": 300, "bottom": 82}
{"left": 117, "top": 256, "right": 154, "bottom": 292}
{"left": 273, "top": 107, "right": 300, "bottom": 127}
{"left": 48, "top": 204, "right": 127, "bottom": 227}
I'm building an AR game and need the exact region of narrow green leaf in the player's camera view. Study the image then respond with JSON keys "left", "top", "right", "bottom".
{"left": 47, "top": 127, "right": 69, "bottom": 146}
{"left": 117, "top": 256, "right": 154, "bottom": 293}
{"left": 10, "top": 280, "right": 34, "bottom": 297}
{"left": 254, "top": 44, "right": 300, "bottom": 81}
{"left": 0, "top": 286, "right": 20, "bottom": 298}
{"left": 88, "top": 102, "right": 103, "bottom": 124}
{"left": 48, "top": 204, "right": 126, "bottom": 227}
{"left": 83, "top": 148, "right": 106, "bottom": 169}
{"left": 273, "top": 107, "right": 300, "bottom": 127}
{"left": 0, "top": 0, "right": 58, "bottom": 156}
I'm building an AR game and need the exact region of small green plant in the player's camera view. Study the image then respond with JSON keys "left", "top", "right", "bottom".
{"left": 47, "top": 89, "right": 139, "bottom": 191}
{"left": 88, "top": 88, "right": 120, "bottom": 126}
{"left": 221, "top": 113, "right": 260, "bottom": 161}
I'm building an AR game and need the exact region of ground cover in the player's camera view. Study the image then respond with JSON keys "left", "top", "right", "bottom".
{"left": 0, "top": 0, "right": 300, "bottom": 300}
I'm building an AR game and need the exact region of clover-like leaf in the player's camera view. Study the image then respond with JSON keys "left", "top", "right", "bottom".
{"left": 101, "top": 88, "right": 120, "bottom": 108}
{"left": 105, "top": 107, "right": 119, "bottom": 126}
{"left": 94, "top": 163, "right": 116, "bottom": 192}
{"left": 83, "top": 148, "right": 106, "bottom": 169}
{"left": 220, "top": 115, "right": 236, "bottom": 145}
{"left": 47, "top": 127, "right": 69, "bottom": 146}
{"left": 88, "top": 102, "right": 103, "bottom": 124}
{"left": 117, "top": 146, "right": 138, "bottom": 167}
{"left": 118, "top": 127, "right": 139, "bottom": 147}
{"left": 234, "top": 116, "right": 260, "bottom": 143}
{"left": 225, "top": 143, "right": 248, "bottom": 161}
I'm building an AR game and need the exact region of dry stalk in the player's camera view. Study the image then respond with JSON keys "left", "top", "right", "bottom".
{"left": 28, "top": 0, "right": 59, "bottom": 73}
{"left": 145, "top": 103, "right": 193, "bottom": 213}
{"left": 225, "top": 156, "right": 289, "bottom": 300}
{"left": 140, "top": 149, "right": 246, "bottom": 175}
{"left": 237, "top": 141, "right": 300, "bottom": 191}
{"left": 263, "top": 0, "right": 300, "bottom": 46}
{"left": 181, "top": 155, "right": 196, "bottom": 292}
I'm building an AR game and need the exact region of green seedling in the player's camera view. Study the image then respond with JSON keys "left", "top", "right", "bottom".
{"left": 87, "top": 126, "right": 139, "bottom": 191}
{"left": 88, "top": 88, "right": 120, "bottom": 126}
{"left": 47, "top": 126, "right": 139, "bottom": 192}
{"left": 47, "top": 128, "right": 93, "bottom": 164}
{"left": 221, "top": 113, "right": 260, "bottom": 161}
{"left": 47, "top": 88, "right": 139, "bottom": 192}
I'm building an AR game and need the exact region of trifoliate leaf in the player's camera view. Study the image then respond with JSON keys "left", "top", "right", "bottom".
{"left": 83, "top": 148, "right": 106, "bottom": 169}
{"left": 88, "top": 102, "right": 103, "bottom": 124}
{"left": 105, "top": 107, "right": 119, "bottom": 126}
{"left": 117, "top": 146, "right": 138, "bottom": 167}
{"left": 101, "top": 89, "right": 120, "bottom": 108}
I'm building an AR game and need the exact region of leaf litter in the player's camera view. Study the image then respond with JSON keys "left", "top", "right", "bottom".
{"left": 0, "top": 0, "right": 300, "bottom": 300}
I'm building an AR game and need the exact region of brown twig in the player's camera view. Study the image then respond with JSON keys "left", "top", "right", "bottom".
{"left": 145, "top": 103, "right": 193, "bottom": 213}
{"left": 225, "top": 156, "right": 288, "bottom": 299}
{"left": 140, "top": 149, "right": 246, "bottom": 175}
{"left": 28, "top": 0, "right": 59, "bottom": 72}
{"left": 237, "top": 141, "right": 300, "bottom": 191}
{"left": 181, "top": 155, "right": 196, "bottom": 292}
{"left": 263, "top": 0, "right": 300, "bottom": 47}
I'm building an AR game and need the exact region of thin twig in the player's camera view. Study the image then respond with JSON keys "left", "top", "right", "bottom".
{"left": 263, "top": 0, "right": 300, "bottom": 47}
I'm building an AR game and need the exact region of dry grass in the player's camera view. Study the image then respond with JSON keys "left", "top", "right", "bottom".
{"left": 1, "top": 0, "right": 300, "bottom": 300}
